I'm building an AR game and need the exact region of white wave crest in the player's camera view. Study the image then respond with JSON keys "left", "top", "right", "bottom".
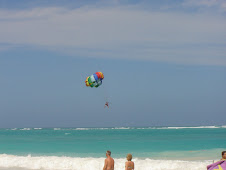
{"left": 20, "top": 128, "right": 31, "bottom": 131}
{"left": 72, "top": 126, "right": 223, "bottom": 130}
{"left": 127, "top": 126, "right": 222, "bottom": 130}
{"left": 74, "top": 128, "right": 90, "bottom": 130}
{"left": 73, "top": 127, "right": 132, "bottom": 130}
{"left": 165, "top": 126, "right": 219, "bottom": 129}
{"left": 113, "top": 127, "right": 131, "bottom": 130}
{"left": 4, "top": 126, "right": 224, "bottom": 131}
{"left": 0, "top": 154, "right": 212, "bottom": 170}
{"left": 11, "top": 128, "right": 17, "bottom": 130}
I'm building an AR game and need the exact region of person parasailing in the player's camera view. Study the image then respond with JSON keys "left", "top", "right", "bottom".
{"left": 104, "top": 101, "right": 109, "bottom": 108}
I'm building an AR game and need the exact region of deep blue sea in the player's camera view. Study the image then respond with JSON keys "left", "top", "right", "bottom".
{"left": 0, "top": 126, "right": 225, "bottom": 169}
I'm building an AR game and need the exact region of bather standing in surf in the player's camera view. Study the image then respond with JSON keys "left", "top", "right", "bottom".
{"left": 103, "top": 150, "right": 114, "bottom": 170}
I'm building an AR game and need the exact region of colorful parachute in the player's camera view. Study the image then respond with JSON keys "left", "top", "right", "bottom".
{"left": 85, "top": 72, "right": 104, "bottom": 88}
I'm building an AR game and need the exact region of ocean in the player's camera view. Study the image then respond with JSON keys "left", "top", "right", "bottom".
{"left": 0, "top": 126, "right": 225, "bottom": 170}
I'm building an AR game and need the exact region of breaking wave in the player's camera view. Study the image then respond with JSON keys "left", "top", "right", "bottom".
{"left": 0, "top": 154, "right": 212, "bottom": 170}
{"left": 3, "top": 126, "right": 226, "bottom": 131}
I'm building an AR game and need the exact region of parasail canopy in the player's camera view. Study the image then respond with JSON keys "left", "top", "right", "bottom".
{"left": 85, "top": 72, "right": 104, "bottom": 88}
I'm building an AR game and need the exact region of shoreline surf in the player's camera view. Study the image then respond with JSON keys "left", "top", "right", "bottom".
{"left": 0, "top": 127, "right": 225, "bottom": 169}
{"left": 0, "top": 154, "right": 215, "bottom": 170}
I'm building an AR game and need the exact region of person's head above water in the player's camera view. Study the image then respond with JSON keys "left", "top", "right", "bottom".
{"left": 222, "top": 151, "right": 226, "bottom": 159}
{"left": 127, "top": 153, "right": 132, "bottom": 161}
{"left": 106, "top": 150, "right": 111, "bottom": 157}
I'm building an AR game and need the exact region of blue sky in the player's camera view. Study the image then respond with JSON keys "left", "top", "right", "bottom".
{"left": 0, "top": 0, "right": 225, "bottom": 128}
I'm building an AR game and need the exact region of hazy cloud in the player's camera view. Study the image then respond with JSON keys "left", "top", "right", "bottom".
{"left": 0, "top": 5, "right": 225, "bottom": 65}
{"left": 183, "top": 0, "right": 226, "bottom": 11}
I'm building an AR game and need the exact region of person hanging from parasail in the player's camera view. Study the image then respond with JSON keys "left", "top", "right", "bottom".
{"left": 104, "top": 101, "right": 109, "bottom": 108}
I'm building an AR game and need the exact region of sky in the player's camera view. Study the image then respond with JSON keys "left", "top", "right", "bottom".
{"left": 0, "top": 0, "right": 225, "bottom": 128}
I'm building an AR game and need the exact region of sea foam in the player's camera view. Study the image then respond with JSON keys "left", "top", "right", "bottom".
{"left": 0, "top": 154, "right": 212, "bottom": 170}
{"left": 33, "top": 128, "right": 42, "bottom": 130}
{"left": 20, "top": 128, "right": 31, "bottom": 131}
{"left": 5, "top": 126, "right": 224, "bottom": 131}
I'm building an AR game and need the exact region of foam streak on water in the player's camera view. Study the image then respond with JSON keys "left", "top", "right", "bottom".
{"left": 3, "top": 126, "right": 225, "bottom": 131}
{"left": 0, "top": 154, "right": 211, "bottom": 170}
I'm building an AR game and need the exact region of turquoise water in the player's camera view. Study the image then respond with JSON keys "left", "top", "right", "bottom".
{"left": 0, "top": 127, "right": 225, "bottom": 160}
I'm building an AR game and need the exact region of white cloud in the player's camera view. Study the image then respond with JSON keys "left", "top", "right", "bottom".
{"left": 0, "top": 6, "right": 225, "bottom": 66}
{"left": 220, "top": 2, "right": 226, "bottom": 11}
{"left": 183, "top": 0, "right": 218, "bottom": 7}
{"left": 183, "top": 0, "right": 226, "bottom": 11}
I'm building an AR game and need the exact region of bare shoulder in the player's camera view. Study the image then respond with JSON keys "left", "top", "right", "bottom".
{"left": 109, "top": 157, "right": 114, "bottom": 162}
